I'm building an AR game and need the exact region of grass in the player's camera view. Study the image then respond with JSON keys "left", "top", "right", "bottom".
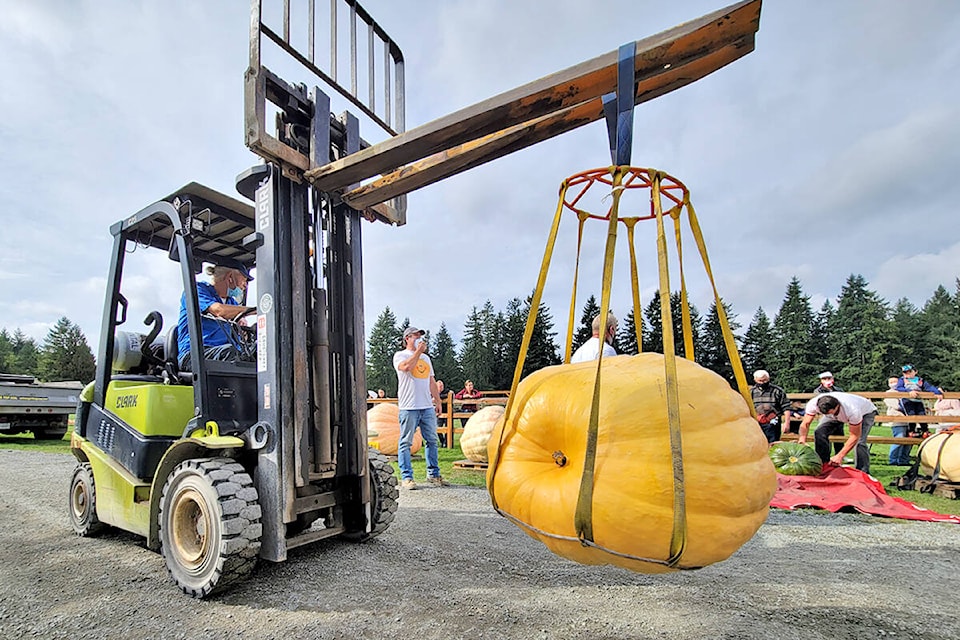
{"left": 0, "top": 430, "right": 72, "bottom": 454}
{"left": 5, "top": 422, "right": 957, "bottom": 515}
{"left": 393, "top": 431, "right": 488, "bottom": 488}
{"left": 854, "top": 424, "right": 959, "bottom": 515}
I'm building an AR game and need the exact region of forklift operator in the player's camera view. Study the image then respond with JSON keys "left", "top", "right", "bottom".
{"left": 176, "top": 261, "right": 256, "bottom": 369}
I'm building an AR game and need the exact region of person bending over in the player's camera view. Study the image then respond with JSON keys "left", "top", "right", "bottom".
{"left": 797, "top": 392, "right": 877, "bottom": 472}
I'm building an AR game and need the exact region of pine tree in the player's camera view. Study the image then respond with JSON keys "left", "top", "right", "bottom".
{"left": 642, "top": 291, "right": 701, "bottom": 358}
{"left": 617, "top": 308, "right": 641, "bottom": 355}
{"left": 572, "top": 295, "right": 601, "bottom": 354}
{"left": 38, "top": 317, "right": 96, "bottom": 383}
{"left": 9, "top": 329, "right": 40, "bottom": 377}
{"left": 811, "top": 300, "right": 836, "bottom": 374}
{"left": 366, "top": 307, "right": 400, "bottom": 396}
{"left": 768, "top": 277, "right": 817, "bottom": 392}
{"left": 830, "top": 274, "right": 892, "bottom": 390}
{"left": 0, "top": 329, "right": 13, "bottom": 373}
{"left": 919, "top": 285, "right": 960, "bottom": 389}
{"left": 699, "top": 299, "right": 740, "bottom": 384}
{"left": 520, "top": 294, "right": 560, "bottom": 378}
{"left": 498, "top": 298, "right": 527, "bottom": 388}
{"left": 430, "top": 323, "right": 462, "bottom": 391}
{"left": 643, "top": 296, "right": 662, "bottom": 354}
{"left": 459, "top": 306, "right": 494, "bottom": 390}
{"left": 740, "top": 308, "right": 773, "bottom": 375}
{"left": 488, "top": 311, "right": 513, "bottom": 391}
{"left": 888, "top": 298, "right": 924, "bottom": 377}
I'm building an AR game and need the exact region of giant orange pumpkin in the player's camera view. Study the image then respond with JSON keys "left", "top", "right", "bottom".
{"left": 460, "top": 405, "right": 505, "bottom": 463}
{"left": 487, "top": 353, "right": 776, "bottom": 573}
{"left": 367, "top": 403, "right": 422, "bottom": 456}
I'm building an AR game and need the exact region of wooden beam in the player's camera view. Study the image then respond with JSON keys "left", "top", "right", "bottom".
{"left": 305, "top": 0, "right": 762, "bottom": 191}
{"left": 341, "top": 39, "right": 752, "bottom": 209}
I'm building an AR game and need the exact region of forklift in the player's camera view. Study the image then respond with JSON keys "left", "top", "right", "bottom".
{"left": 67, "top": 0, "right": 761, "bottom": 597}
{"left": 67, "top": 166, "right": 397, "bottom": 598}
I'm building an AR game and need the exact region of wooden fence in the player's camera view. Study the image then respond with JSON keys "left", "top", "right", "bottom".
{"left": 369, "top": 390, "right": 960, "bottom": 450}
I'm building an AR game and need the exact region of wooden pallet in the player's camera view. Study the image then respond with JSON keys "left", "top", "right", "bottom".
{"left": 915, "top": 478, "right": 960, "bottom": 499}
{"left": 452, "top": 459, "right": 488, "bottom": 472}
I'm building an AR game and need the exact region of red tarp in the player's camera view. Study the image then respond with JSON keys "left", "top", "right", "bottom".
{"left": 770, "top": 463, "right": 960, "bottom": 524}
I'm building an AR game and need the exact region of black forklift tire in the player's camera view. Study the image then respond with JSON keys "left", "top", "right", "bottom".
{"left": 69, "top": 462, "right": 105, "bottom": 536}
{"left": 342, "top": 448, "right": 399, "bottom": 541}
{"left": 158, "top": 458, "right": 262, "bottom": 598}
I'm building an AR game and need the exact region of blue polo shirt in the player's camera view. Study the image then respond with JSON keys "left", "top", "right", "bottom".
{"left": 177, "top": 281, "right": 237, "bottom": 357}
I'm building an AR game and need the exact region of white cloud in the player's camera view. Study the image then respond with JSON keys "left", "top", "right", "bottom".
{"left": 873, "top": 243, "right": 960, "bottom": 306}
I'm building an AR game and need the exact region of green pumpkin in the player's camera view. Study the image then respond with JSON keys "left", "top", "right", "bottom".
{"left": 768, "top": 442, "right": 823, "bottom": 476}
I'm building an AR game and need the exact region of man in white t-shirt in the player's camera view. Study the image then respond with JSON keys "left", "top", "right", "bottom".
{"left": 571, "top": 312, "right": 618, "bottom": 364}
{"left": 393, "top": 326, "right": 446, "bottom": 490}
{"left": 797, "top": 392, "right": 877, "bottom": 472}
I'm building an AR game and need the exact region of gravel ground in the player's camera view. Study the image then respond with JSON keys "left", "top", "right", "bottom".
{"left": 1, "top": 449, "right": 958, "bottom": 640}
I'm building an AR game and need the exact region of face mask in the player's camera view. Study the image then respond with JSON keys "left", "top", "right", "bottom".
{"left": 414, "top": 337, "right": 424, "bottom": 348}
{"left": 757, "top": 382, "right": 770, "bottom": 390}
{"left": 227, "top": 286, "right": 244, "bottom": 304}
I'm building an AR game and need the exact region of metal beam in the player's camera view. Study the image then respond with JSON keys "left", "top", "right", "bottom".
{"left": 304, "top": 0, "right": 761, "bottom": 192}
{"left": 340, "top": 39, "right": 751, "bottom": 209}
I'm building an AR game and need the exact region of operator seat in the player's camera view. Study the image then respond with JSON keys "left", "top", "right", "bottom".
{"left": 163, "top": 327, "right": 192, "bottom": 384}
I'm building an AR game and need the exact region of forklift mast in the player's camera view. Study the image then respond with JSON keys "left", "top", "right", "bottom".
{"left": 239, "top": 0, "right": 407, "bottom": 561}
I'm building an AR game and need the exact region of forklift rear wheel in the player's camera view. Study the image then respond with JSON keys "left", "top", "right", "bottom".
{"left": 69, "top": 462, "right": 105, "bottom": 536}
{"left": 158, "top": 458, "right": 262, "bottom": 598}
{"left": 342, "top": 448, "right": 399, "bottom": 541}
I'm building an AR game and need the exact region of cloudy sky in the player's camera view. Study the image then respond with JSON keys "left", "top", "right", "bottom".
{"left": 2, "top": 0, "right": 959, "bottom": 353}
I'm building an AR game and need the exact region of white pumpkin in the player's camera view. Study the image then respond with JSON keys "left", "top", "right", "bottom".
{"left": 460, "top": 405, "right": 505, "bottom": 463}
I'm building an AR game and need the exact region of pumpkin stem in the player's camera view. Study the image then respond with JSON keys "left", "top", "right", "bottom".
{"left": 552, "top": 450, "right": 567, "bottom": 467}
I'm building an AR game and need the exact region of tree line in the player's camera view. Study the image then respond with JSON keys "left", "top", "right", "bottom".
{"left": 0, "top": 317, "right": 96, "bottom": 383}
{"left": 366, "top": 274, "right": 960, "bottom": 395}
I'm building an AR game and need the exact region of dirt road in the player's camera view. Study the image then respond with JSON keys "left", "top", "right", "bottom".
{"left": 1, "top": 450, "right": 957, "bottom": 639}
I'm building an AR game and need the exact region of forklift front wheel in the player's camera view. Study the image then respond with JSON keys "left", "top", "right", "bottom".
{"left": 158, "top": 458, "right": 262, "bottom": 598}
{"left": 342, "top": 448, "right": 399, "bottom": 541}
{"left": 69, "top": 462, "right": 105, "bottom": 536}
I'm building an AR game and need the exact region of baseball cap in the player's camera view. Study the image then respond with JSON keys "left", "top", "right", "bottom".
{"left": 901, "top": 364, "right": 916, "bottom": 372}
{"left": 402, "top": 326, "right": 425, "bottom": 340}
{"left": 219, "top": 258, "right": 254, "bottom": 281}
{"left": 818, "top": 371, "right": 833, "bottom": 379}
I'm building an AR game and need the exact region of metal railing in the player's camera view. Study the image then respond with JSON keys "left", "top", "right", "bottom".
{"left": 254, "top": 0, "right": 404, "bottom": 136}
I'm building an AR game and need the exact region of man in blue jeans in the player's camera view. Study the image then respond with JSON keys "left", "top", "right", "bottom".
{"left": 393, "top": 326, "right": 447, "bottom": 490}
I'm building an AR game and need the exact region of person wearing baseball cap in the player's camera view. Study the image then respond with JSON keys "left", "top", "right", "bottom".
{"left": 176, "top": 261, "right": 257, "bottom": 369}
{"left": 895, "top": 364, "right": 943, "bottom": 438}
{"left": 806, "top": 372, "right": 845, "bottom": 453}
{"left": 393, "top": 326, "right": 447, "bottom": 490}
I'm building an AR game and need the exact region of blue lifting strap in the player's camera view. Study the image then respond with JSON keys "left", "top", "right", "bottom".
{"left": 602, "top": 42, "right": 637, "bottom": 166}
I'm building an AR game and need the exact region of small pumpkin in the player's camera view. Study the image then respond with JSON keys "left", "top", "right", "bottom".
{"left": 768, "top": 442, "right": 823, "bottom": 476}
{"left": 367, "top": 403, "right": 422, "bottom": 456}
{"left": 460, "top": 405, "right": 505, "bottom": 463}
{"left": 487, "top": 353, "right": 776, "bottom": 573}
{"left": 919, "top": 431, "right": 960, "bottom": 482}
